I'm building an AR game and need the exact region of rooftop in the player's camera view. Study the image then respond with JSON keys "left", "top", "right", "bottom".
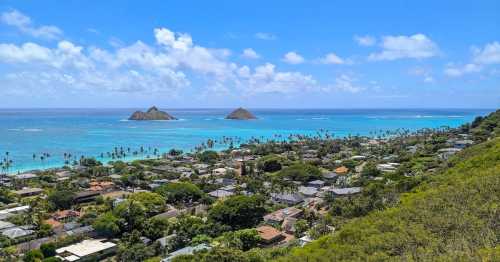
{"left": 56, "top": 239, "right": 116, "bottom": 259}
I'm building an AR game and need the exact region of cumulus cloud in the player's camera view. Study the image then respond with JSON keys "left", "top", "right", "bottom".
{"left": 236, "top": 63, "right": 317, "bottom": 95}
{"left": 241, "top": 48, "right": 260, "bottom": 59}
{"left": 472, "top": 42, "right": 500, "bottom": 65}
{"left": 282, "top": 51, "right": 305, "bottom": 64}
{"left": 369, "top": 34, "right": 439, "bottom": 61}
{"left": 0, "top": 9, "right": 364, "bottom": 100}
{"left": 409, "top": 67, "right": 435, "bottom": 83}
{"left": 444, "top": 63, "right": 482, "bottom": 77}
{"left": 354, "top": 35, "right": 376, "bottom": 46}
{"left": 317, "top": 53, "right": 344, "bottom": 64}
{"left": 326, "top": 74, "right": 363, "bottom": 93}
{"left": 1, "top": 10, "right": 62, "bottom": 40}
{"left": 255, "top": 32, "right": 277, "bottom": 40}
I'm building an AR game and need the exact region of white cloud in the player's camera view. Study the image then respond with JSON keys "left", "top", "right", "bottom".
{"left": 472, "top": 42, "right": 500, "bottom": 65}
{"left": 326, "top": 74, "right": 363, "bottom": 93}
{"left": 255, "top": 32, "right": 276, "bottom": 40}
{"left": 318, "top": 52, "right": 344, "bottom": 64}
{"left": 409, "top": 67, "right": 435, "bottom": 83}
{"left": 0, "top": 20, "right": 358, "bottom": 99}
{"left": 354, "top": 35, "right": 375, "bottom": 46}
{"left": 237, "top": 63, "right": 317, "bottom": 94}
{"left": 444, "top": 63, "right": 482, "bottom": 77}
{"left": 369, "top": 34, "right": 439, "bottom": 61}
{"left": 282, "top": 51, "right": 305, "bottom": 64}
{"left": 1, "top": 10, "right": 62, "bottom": 40}
{"left": 241, "top": 48, "right": 260, "bottom": 59}
{"left": 0, "top": 42, "right": 52, "bottom": 63}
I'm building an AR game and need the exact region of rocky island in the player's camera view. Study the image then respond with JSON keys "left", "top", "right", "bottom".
{"left": 225, "top": 107, "right": 257, "bottom": 120}
{"left": 129, "top": 106, "right": 177, "bottom": 120}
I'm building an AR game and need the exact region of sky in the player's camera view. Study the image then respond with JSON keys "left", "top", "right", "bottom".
{"left": 0, "top": 0, "right": 499, "bottom": 108}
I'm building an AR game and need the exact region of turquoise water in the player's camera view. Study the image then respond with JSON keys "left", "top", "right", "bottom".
{"left": 0, "top": 108, "right": 493, "bottom": 173}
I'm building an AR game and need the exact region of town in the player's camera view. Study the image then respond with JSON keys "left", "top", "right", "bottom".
{"left": 0, "top": 110, "right": 498, "bottom": 262}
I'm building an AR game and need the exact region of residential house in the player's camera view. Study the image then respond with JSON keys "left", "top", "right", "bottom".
{"left": 334, "top": 166, "right": 349, "bottom": 175}
{"left": 13, "top": 187, "right": 44, "bottom": 197}
{"left": 298, "top": 186, "right": 318, "bottom": 198}
{"left": 263, "top": 207, "right": 303, "bottom": 225}
{"left": 270, "top": 193, "right": 304, "bottom": 205}
{"left": 256, "top": 226, "right": 284, "bottom": 245}
{"left": 161, "top": 244, "right": 211, "bottom": 262}
{"left": 55, "top": 239, "right": 117, "bottom": 261}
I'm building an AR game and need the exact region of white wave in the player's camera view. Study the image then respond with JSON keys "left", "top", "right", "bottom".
{"left": 24, "top": 128, "right": 43, "bottom": 132}
{"left": 8, "top": 128, "right": 43, "bottom": 132}
{"left": 312, "top": 117, "right": 329, "bottom": 120}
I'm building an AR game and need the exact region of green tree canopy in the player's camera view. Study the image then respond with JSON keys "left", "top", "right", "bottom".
{"left": 277, "top": 163, "right": 321, "bottom": 182}
{"left": 47, "top": 189, "right": 75, "bottom": 210}
{"left": 93, "top": 212, "right": 121, "bottom": 238}
{"left": 155, "top": 182, "right": 204, "bottom": 204}
{"left": 208, "top": 195, "right": 266, "bottom": 230}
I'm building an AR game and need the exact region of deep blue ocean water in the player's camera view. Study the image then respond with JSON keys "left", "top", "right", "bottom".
{"left": 0, "top": 108, "right": 493, "bottom": 173}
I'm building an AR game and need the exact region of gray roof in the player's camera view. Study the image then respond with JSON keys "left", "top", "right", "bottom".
{"left": 323, "top": 172, "right": 338, "bottom": 179}
{"left": 308, "top": 180, "right": 325, "bottom": 185}
{"left": 162, "top": 244, "right": 211, "bottom": 261}
{"left": 330, "top": 187, "right": 362, "bottom": 195}
{"left": 298, "top": 186, "right": 318, "bottom": 196}
{"left": 0, "top": 220, "right": 16, "bottom": 230}
{"left": 2, "top": 227, "right": 35, "bottom": 239}
{"left": 271, "top": 193, "right": 304, "bottom": 203}
{"left": 208, "top": 190, "right": 234, "bottom": 198}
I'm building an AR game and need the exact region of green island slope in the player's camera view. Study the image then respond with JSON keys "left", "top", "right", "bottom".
{"left": 276, "top": 137, "right": 500, "bottom": 261}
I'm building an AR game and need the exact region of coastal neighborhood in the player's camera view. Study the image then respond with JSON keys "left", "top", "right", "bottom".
{"left": 0, "top": 109, "right": 497, "bottom": 262}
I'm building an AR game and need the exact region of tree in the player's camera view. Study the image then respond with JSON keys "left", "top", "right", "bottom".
{"left": 277, "top": 163, "right": 321, "bottom": 182}
{"left": 79, "top": 157, "right": 102, "bottom": 167}
{"left": 361, "top": 162, "right": 382, "bottom": 177}
{"left": 93, "top": 212, "right": 121, "bottom": 237}
{"left": 257, "top": 154, "right": 284, "bottom": 173}
{"left": 155, "top": 182, "right": 204, "bottom": 204}
{"left": 113, "top": 200, "right": 146, "bottom": 230}
{"left": 293, "top": 219, "right": 309, "bottom": 237}
{"left": 23, "top": 249, "right": 44, "bottom": 262}
{"left": 40, "top": 243, "right": 56, "bottom": 258}
{"left": 208, "top": 195, "right": 266, "bottom": 230}
{"left": 218, "top": 229, "right": 261, "bottom": 251}
{"left": 142, "top": 216, "right": 170, "bottom": 240}
{"left": 198, "top": 150, "right": 219, "bottom": 164}
{"left": 128, "top": 192, "right": 166, "bottom": 215}
{"left": 47, "top": 190, "right": 75, "bottom": 210}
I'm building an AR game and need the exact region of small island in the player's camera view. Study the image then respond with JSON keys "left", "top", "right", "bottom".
{"left": 225, "top": 107, "right": 257, "bottom": 120}
{"left": 129, "top": 106, "right": 177, "bottom": 120}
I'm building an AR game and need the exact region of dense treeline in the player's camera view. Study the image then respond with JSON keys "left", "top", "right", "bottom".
{"left": 274, "top": 137, "right": 500, "bottom": 261}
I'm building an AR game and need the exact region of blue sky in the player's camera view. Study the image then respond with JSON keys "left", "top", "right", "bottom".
{"left": 0, "top": 0, "right": 499, "bottom": 108}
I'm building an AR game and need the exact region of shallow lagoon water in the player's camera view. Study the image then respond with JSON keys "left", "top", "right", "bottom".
{"left": 0, "top": 108, "right": 492, "bottom": 173}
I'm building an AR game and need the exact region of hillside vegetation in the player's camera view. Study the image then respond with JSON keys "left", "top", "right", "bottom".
{"left": 275, "top": 137, "right": 500, "bottom": 261}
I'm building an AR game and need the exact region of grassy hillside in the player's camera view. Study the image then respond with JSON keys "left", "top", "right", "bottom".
{"left": 276, "top": 137, "right": 500, "bottom": 261}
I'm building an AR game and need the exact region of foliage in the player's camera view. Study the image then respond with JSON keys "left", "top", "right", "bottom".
{"left": 79, "top": 157, "right": 102, "bottom": 167}
{"left": 113, "top": 200, "right": 147, "bottom": 230}
{"left": 23, "top": 249, "right": 44, "bottom": 262}
{"left": 257, "top": 154, "right": 284, "bottom": 173}
{"left": 208, "top": 195, "right": 266, "bottom": 230}
{"left": 198, "top": 150, "right": 219, "bottom": 164}
{"left": 47, "top": 189, "right": 75, "bottom": 210}
{"left": 93, "top": 212, "right": 121, "bottom": 237}
{"left": 128, "top": 192, "right": 166, "bottom": 214}
{"left": 275, "top": 138, "right": 500, "bottom": 261}
{"left": 276, "top": 163, "right": 321, "bottom": 182}
{"left": 217, "top": 228, "right": 261, "bottom": 251}
{"left": 155, "top": 182, "right": 204, "bottom": 204}
{"left": 142, "top": 216, "right": 170, "bottom": 240}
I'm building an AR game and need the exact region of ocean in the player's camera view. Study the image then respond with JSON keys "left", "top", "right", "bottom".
{"left": 0, "top": 108, "right": 493, "bottom": 173}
